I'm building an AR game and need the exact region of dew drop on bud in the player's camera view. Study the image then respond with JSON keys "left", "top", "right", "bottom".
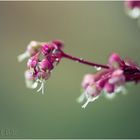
{"left": 55, "top": 58, "right": 58, "bottom": 61}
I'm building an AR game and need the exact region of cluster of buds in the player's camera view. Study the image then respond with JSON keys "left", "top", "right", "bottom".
{"left": 78, "top": 53, "right": 125, "bottom": 108}
{"left": 78, "top": 53, "right": 140, "bottom": 108}
{"left": 18, "top": 40, "right": 64, "bottom": 94}
{"left": 125, "top": 0, "right": 140, "bottom": 19}
{"left": 18, "top": 40, "right": 140, "bottom": 108}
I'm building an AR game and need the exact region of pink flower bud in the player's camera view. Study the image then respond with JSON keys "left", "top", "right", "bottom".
{"left": 104, "top": 82, "right": 115, "bottom": 93}
{"left": 125, "top": 0, "right": 140, "bottom": 9}
{"left": 97, "top": 79, "right": 107, "bottom": 89}
{"left": 39, "top": 59, "right": 54, "bottom": 71}
{"left": 109, "top": 69, "right": 125, "bottom": 85}
{"left": 52, "top": 40, "right": 64, "bottom": 49}
{"left": 27, "top": 58, "right": 38, "bottom": 68}
{"left": 41, "top": 43, "right": 56, "bottom": 56}
{"left": 27, "top": 53, "right": 39, "bottom": 68}
{"left": 108, "top": 53, "right": 123, "bottom": 68}
{"left": 112, "top": 69, "right": 123, "bottom": 76}
{"left": 41, "top": 44, "right": 51, "bottom": 55}
{"left": 86, "top": 84, "right": 101, "bottom": 97}
{"left": 81, "top": 74, "right": 95, "bottom": 89}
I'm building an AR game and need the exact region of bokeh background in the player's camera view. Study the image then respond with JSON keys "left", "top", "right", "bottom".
{"left": 0, "top": 1, "right": 140, "bottom": 138}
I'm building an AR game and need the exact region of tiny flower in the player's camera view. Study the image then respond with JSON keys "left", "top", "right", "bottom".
{"left": 125, "top": 0, "right": 140, "bottom": 18}
{"left": 86, "top": 84, "right": 101, "bottom": 97}
{"left": 25, "top": 70, "right": 35, "bottom": 81}
{"left": 41, "top": 43, "right": 53, "bottom": 56}
{"left": 108, "top": 53, "right": 123, "bottom": 68}
{"left": 24, "top": 70, "right": 36, "bottom": 89}
{"left": 19, "top": 40, "right": 64, "bottom": 94}
{"left": 81, "top": 84, "right": 101, "bottom": 108}
{"left": 78, "top": 74, "right": 102, "bottom": 108}
{"left": 27, "top": 41, "right": 41, "bottom": 56}
{"left": 27, "top": 54, "right": 39, "bottom": 68}
{"left": 125, "top": 0, "right": 140, "bottom": 9}
{"left": 78, "top": 53, "right": 130, "bottom": 108}
{"left": 41, "top": 41, "right": 63, "bottom": 63}
{"left": 18, "top": 41, "right": 41, "bottom": 62}
{"left": 81, "top": 74, "right": 95, "bottom": 89}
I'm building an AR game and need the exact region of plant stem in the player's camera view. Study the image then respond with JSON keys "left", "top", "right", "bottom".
{"left": 61, "top": 52, "right": 109, "bottom": 69}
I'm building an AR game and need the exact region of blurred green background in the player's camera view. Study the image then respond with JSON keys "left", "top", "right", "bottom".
{"left": 0, "top": 1, "right": 140, "bottom": 138}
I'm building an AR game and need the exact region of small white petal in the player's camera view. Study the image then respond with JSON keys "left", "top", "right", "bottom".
{"left": 128, "top": 8, "right": 140, "bottom": 19}
{"left": 17, "top": 51, "right": 30, "bottom": 62}
{"left": 27, "top": 41, "right": 42, "bottom": 51}
{"left": 25, "top": 79, "right": 33, "bottom": 88}
{"left": 115, "top": 86, "right": 127, "bottom": 95}
{"left": 77, "top": 92, "right": 86, "bottom": 103}
{"left": 30, "top": 41, "right": 39, "bottom": 46}
{"left": 31, "top": 82, "right": 38, "bottom": 89}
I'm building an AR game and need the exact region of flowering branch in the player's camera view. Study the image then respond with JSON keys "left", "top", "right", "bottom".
{"left": 18, "top": 40, "right": 140, "bottom": 108}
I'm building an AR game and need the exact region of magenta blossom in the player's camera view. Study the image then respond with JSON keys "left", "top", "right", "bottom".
{"left": 18, "top": 40, "right": 64, "bottom": 94}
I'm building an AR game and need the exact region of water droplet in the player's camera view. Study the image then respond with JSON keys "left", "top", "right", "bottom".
{"left": 55, "top": 58, "right": 59, "bottom": 62}
{"left": 80, "top": 58, "right": 83, "bottom": 61}
{"left": 95, "top": 66, "right": 102, "bottom": 71}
